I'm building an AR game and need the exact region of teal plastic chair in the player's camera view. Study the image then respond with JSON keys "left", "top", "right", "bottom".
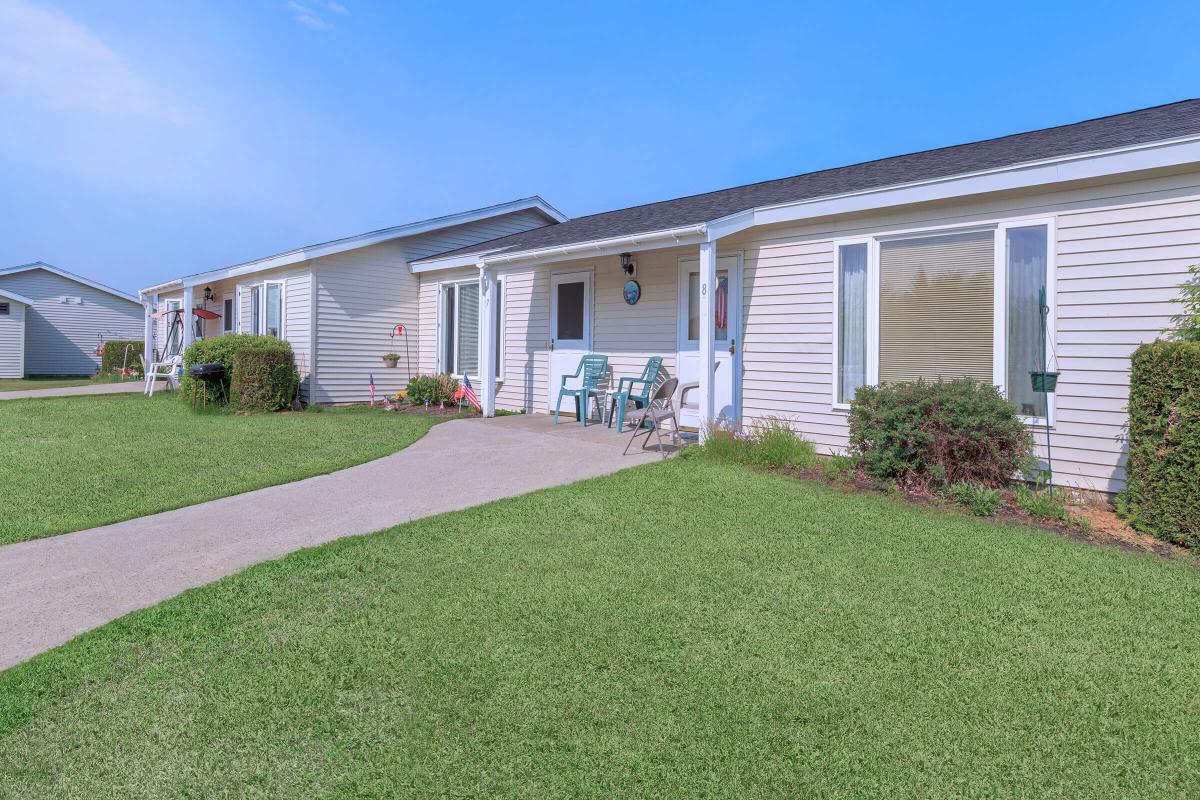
{"left": 554, "top": 354, "right": 608, "bottom": 426}
{"left": 607, "top": 356, "right": 663, "bottom": 432}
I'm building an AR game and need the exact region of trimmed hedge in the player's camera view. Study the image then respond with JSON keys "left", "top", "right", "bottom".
{"left": 1119, "top": 340, "right": 1200, "bottom": 547}
{"left": 847, "top": 378, "right": 1033, "bottom": 489}
{"left": 181, "top": 334, "right": 293, "bottom": 406}
{"left": 230, "top": 348, "right": 298, "bottom": 412}
{"left": 100, "top": 340, "right": 144, "bottom": 376}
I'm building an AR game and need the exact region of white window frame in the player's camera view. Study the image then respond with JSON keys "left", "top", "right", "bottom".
{"left": 437, "top": 277, "right": 504, "bottom": 382}
{"left": 222, "top": 296, "right": 234, "bottom": 334}
{"left": 830, "top": 216, "right": 1056, "bottom": 426}
{"left": 258, "top": 280, "right": 285, "bottom": 338}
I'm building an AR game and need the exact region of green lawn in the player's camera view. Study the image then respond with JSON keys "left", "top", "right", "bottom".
{"left": 0, "top": 376, "right": 98, "bottom": 392}
{"left": 2, "top": 459, "right": 1197, "bottom": 798}
{"left": 0, "top": 394, "right": 440, "bottom": 545}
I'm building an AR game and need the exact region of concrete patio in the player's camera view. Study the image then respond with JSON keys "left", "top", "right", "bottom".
{"left": 0, "top": 413, "right": 674, "bottom": 670}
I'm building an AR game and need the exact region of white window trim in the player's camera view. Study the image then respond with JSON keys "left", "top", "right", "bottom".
{"left": 222, "top": 295, "right": 235, "bottom": 334}
{"left": 830, "top": 216, "right": 1056, "bottom": 427}
{"left": 437, "top": 277, "right": 503, "bottom": 383}
{"left": 258, "top": 280, "right": 285, "bottom": 338}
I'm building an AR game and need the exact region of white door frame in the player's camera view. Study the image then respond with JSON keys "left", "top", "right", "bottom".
{"left": 677, "top": 251, "right": 742, "bottom": 428}
{"left": 548, "top": 269, "right": 594, "bottom": 413}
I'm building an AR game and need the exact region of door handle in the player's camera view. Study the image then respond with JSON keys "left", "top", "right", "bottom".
{"left": 549, "top": 340, "right": 555, "bottom": 351}
{"left": 729, "top": 339, "right": 736, "bottom": 355}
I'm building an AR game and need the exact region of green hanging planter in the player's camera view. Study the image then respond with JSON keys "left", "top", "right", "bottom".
{"left": 1030, "top": 371, "right": 1059, "bottom": 393}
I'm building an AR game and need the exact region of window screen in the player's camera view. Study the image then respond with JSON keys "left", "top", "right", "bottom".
{"left": 556, "top": 281, "right": 584, "bottom": 341}
{"left": 455, "top": 282, "right": 479, "bottom": 375}
{"left": 879, "top": 230, "right": 994, "bottom": 385}
{"left": 0, "top": 302, "right": 9, "bottom": 316}
{"left": 837, "top": 244, "right": 868, "bottom": 403}
{"left": 1006, "top": 225, "right": 1049, "bottom": 418}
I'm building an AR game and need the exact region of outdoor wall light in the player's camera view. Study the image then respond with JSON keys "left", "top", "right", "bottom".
{"left": 620, "top": 252, "right": 636, "bottom": 277}
{"left": 203, "top": 286, "right": 215, "bottom": 304}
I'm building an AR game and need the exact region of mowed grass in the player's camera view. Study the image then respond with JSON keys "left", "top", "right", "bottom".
{"left": 0, "top": 376, "right": 98, "bottom": 392}
{"left": 2, "top": 459, "right": 1197, "bottom": 798}
{"left": 0, "top": 394, "right": 440, "bottom": 545}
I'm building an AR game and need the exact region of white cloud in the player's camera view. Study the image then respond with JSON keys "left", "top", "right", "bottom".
{"left": 288, "top": 0, "right": 348, "bottom": 31}
{"left": 0, "top": 0, "right": 185, "bottom": 122}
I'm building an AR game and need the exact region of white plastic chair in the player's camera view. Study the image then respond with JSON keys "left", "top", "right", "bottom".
{"left": 145, "top": 355, "right": 183, "bottom": 396}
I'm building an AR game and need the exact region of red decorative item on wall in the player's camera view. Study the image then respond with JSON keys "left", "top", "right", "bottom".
{"left": 714, "top": 277, "right": 728, "bottom": 330}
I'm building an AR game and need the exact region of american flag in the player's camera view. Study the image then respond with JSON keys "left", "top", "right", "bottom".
{"left": 457, "top": 374, "right": 481, "bottom": 411}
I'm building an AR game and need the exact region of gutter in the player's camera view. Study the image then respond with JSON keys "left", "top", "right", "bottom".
{"left": 443, "top": 222, "right": 709, "bottom": 271}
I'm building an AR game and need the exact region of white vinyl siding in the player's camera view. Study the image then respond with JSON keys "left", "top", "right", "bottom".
{"left": 0, "top": 298, "right": 25, "bottom": 377}
{"left": 0, "top": 268, "right": 141, "bottom": 375}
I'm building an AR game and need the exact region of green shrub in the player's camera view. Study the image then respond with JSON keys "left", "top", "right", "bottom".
{"left": 180, "top": 335, "right": 293, "bottom": 405}
{"left": 100, "top": 340, "right": 144, "bottom": 376}
{"left": 405, "top": 373, "right": 459, "bottom": 406}
{"left": 949, "top": 482, "right": 1003, "bottom": 516}
{"left": 230, "top": 347, "right": 298, "bottom": 412}
{"left": 1015, "top": 486, "right": 1070, "bottom": 522}
{"left": 698, "top": 419, "right": 817, "bottom": 470}
{"left": 820, "top": 454, "right": 856, "bottom": 482}
{"left": 847, "top": 378, "right": 1032, "bottom": 490}
{"left": 744, "top": 417, "right": 817, "bottom": 469}
{"left": 1119, "top": 340, "right": 1200, "bottom": 547}
{"left": 1170, "top": 263, "right": 1200, "bottom": 341}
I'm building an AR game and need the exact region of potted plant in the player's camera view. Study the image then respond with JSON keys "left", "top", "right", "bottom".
{"left": 381, "top": 353, "right": 401, "bottom": 368}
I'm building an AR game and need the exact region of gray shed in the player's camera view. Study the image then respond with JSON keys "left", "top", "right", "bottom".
{"left": 0, "top": 263, "right": 143, "bottom": 376}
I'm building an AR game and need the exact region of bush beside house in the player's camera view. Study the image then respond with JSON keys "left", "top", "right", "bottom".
{"left": 231, "top": 348, "right": 298, "bottom": 411}
{"left": 1119, "top": 340, "right": 1200, "bottom": 547}
{"left": 847, "top": 378, "right": 1033, "bottom": 490}
{"left": 100, "top": 340, "right": 144, "bottom": 376}
{"left": 181, "top": 335, "right": 297, "bottom": 410}
{"left": 405, "top": 373, "right": 460, "bottom": 406}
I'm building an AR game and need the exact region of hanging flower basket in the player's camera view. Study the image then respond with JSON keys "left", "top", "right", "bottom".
{"left": 1030, "top": 371, "right": 1059, "bottom": 393}
{"left": 381, "top": 354, "right": 400, "bottom": 368}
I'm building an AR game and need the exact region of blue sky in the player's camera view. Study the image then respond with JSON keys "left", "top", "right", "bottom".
{"left": 2, "top": 0, "right": 1198, "bottom": 294}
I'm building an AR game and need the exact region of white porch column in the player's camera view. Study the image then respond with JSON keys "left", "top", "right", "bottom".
{"left": 143, "top": 293, "right": 157, "bottom": 362}
{"left": 698, "top": 240, "right": 717, "bottom": 441}
{"left": 182, "top": 284, "right": 195, "bottom": 353}
{"left": 478, "top": 261, "right": 497, "bottom": 418}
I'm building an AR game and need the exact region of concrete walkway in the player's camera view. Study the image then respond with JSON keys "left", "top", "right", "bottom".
{"left": 0, "top": 381, "right": 147, "bottom": 401}
{"left": 0, "top": 415, "right": 666, "bottom": 670}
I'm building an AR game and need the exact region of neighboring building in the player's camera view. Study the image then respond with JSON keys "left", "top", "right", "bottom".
{"left": 142, "top": 99, "right": 1200, "bottom": 493}
{"left": 0, "top": 288, "right": 33, "bottom": 378}
{"left": 0, "top": 263, "right": 142, "bottom": 376}
{"left": 139, "top": 197, "right": 565, "bottom": 403}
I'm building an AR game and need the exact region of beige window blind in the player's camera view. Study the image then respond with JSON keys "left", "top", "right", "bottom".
{"left": 879, "top": 230, "right": 994, "bottom": 385}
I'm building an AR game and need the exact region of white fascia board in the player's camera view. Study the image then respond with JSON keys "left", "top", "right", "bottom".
{"left": 746, "top": 134, "right": 1200, "bottom": 232}
{"left": 411, "top": 248, "right": 508, "bottom": 273}
{"left": 0, "top": 288, "right": 35, "bottom": 305}
{"left": 138, "top": 279, "right": 183, "bottom": 297}
{"left": 0, "top": 262, "right": 140, "bottom": 304}
{"left": 179, "top": 196, "right": 568, "bottom": 287}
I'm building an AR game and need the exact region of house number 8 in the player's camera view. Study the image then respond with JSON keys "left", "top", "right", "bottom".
{"left": 701, "top": 283, "right": 707, "bottom": 295}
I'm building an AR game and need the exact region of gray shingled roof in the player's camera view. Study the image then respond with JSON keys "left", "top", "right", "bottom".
{"left": 421, "top": 99, "right": 1200, "bottom": 263}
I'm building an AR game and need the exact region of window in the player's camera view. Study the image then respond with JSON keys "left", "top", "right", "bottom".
{"left": 1006, "top": 225, "right": 1049, "bottom": 419}
{"left": 686, "top": 270, "right": 730, "bottom": 342}
{"left": 836, "top": 243, "right": 868, "bottom": 403}
{"left": 556, "top": 280, "right": 585, "bottom": 340}
{"left": 879, "top": 230, "right": 995, "bottom": 384}
{"left": 223, "top": 298, "right": 234, "bottom": 333}
{"left": 833, "top": 221, "right": 1052, "bottom": 420}
{"left": 166, "top": 299, "right": 182, "bottom": 355}
{"left": 442, "top": 280, "right": 479, "bottom": 376}
{"left": 0, "top": 302, "right": 9, "bottom": 316}
{"left": 250, "top": 286, "right": 261, "bottom": 335}
{"left": 264, "top": 282, "right": 282, "bottom": 337}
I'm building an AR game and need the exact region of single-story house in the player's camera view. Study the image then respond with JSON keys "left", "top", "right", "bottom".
{"left": 138, "top": 197, "right": 565, "bottom": 403}
{"left": 142, "top": 99, "right": 1200, "bottom": 494}
{"left": 0, "top": 262, "right": 143, "bottom": 376}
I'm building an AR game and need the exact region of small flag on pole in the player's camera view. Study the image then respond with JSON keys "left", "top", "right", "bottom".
{"left": 455, "top": 374, "right": 481, "bottom": 411}
{"left": 369, "top": 373, "right": 375, "bottom": 406}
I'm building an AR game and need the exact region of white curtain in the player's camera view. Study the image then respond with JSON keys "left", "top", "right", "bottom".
{"left": 838, "top": 244, "right": 868, "bottom": 402}
{"left": 1006, "top": 226, "right": 1048, "bottom": 418}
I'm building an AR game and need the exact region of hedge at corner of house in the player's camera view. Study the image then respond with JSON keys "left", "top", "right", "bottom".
{"left": 847, "top": 377, "right": 1033, "bottom": 490}
{"left": 100, "top": 339, "right": 144, "bottom": 375}
{"left": 180, "top": 334, "right": 295, "bottom": 408}
{"left": 1119, "top": 339, "right": 1200, "bottom": 547}
{"left": 230, "top": 347, "right": 299, "bottom": 412}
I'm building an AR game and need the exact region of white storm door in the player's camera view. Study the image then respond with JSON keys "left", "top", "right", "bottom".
{"left": 548, "top": 270, "right": 593, "bottom": 413}
{"left": 677, "top": 254, "right": 741, "bottom": 428}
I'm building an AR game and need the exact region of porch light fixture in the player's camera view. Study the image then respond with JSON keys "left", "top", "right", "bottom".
{"left": 620, "top": 252, "right": 636, "bottom": 277}
{"left": 203, "top": 286, "right": 215, "bottom": 304}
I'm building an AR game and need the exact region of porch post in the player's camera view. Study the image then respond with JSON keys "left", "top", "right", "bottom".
{"left": 478, "top": 260, "right": 497, "bottom": 418}
{"left": 698, "top": 240, "right": 717, "bottom": 441}
{"left": 182, "top": 284, "right": 195, "bottom": 353}
{"left": 143, "top": 293, "right": 157, "bottom": 363}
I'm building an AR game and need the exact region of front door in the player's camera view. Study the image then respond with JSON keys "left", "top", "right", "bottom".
{"left": 548, "top": 270, "right": 593, "bottom": 413}
{"left": 677, "top": 254, "right": 741, "bottom": 429}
